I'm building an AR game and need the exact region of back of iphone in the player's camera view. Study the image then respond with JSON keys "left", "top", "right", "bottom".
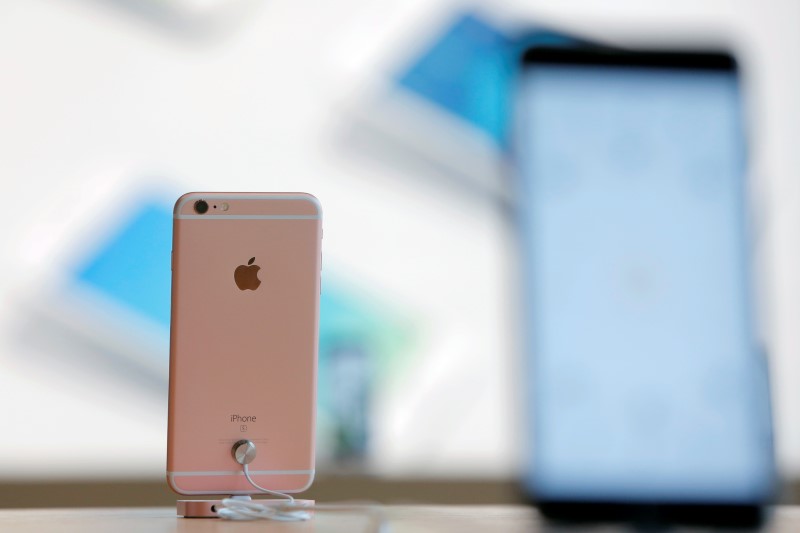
{"left": 167, "top": 192, "right": 321, "bottom": 495}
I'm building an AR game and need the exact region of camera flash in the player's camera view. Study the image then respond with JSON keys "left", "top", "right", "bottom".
{"left": 221, "top": 203, "right": 229, "bottom": 211}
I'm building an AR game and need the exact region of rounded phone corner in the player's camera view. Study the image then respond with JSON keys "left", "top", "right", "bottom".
{"left": 166, "top": 472, "right": 191, "bottom": 496}
{"left": 293, "top": 470, "right": 316, "bottom": 493}
{"left": 294, "top": 193, "right": 322, "bottom": 216}
{"left": 173, "top": 192, "right": 200, "bottom": 216}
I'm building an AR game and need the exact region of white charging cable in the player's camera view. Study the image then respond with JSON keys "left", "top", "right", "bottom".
{"left": 216, "top": 440, "right": 387, "bottom": 531}
{"left": 216, "top": 463, "right": 313, "bottom": 521}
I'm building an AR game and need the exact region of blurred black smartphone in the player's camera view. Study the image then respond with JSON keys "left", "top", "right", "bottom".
{"left": 513, "top": 45, "right": 775, "bottom": 526}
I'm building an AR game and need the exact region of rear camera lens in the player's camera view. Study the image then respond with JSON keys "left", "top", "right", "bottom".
{"left": 194, "top": 200, "right": 209, "bottom": 214}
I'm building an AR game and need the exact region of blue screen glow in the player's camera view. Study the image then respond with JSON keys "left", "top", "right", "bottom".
{"left": 517, "top": 63, "right": 774, "bottom": 503}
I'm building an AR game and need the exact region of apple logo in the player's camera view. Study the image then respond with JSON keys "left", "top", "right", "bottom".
{"left": 234, "top": 257, "right": 261, "bottom": 291}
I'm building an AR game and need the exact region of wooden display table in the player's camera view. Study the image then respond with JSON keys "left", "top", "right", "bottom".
{"left": 1, "top": 506, "right": 800, "bottom": 532}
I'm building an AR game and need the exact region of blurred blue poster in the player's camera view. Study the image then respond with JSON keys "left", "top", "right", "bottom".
{"left": 343, "top": 11, "right": 575, "bottom": 201}
{"left": 396, "top": 13, "right": 516, "bottom": 147}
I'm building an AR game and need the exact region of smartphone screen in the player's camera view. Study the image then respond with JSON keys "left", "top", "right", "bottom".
{"left": 515, "top": 49, "right": 774, "bottom": 504}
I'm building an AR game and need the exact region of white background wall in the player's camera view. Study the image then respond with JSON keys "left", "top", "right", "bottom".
{"left": 0, "top": 0, "right": 799, "bottom": 481}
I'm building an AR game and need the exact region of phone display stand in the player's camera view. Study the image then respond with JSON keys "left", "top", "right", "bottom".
{"left": 177, "top": 498, "right": 315, "bottom": 518}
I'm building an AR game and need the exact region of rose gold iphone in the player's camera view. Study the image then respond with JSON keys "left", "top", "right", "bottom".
{"left": 167, "top": 192, "right": 321, "bottom": 495}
